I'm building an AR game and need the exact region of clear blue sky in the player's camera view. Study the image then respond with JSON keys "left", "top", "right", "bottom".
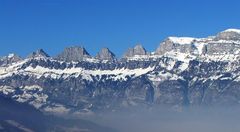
{"left": 1, "top": 0, "right": 240, "bottom": 57}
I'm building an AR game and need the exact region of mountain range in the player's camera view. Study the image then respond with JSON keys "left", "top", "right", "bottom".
{"left": 1, "top": 29, "right": 240, "bottom": 115}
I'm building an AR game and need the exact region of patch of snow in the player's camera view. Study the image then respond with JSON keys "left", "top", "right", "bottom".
{"left": 8, "top": 53, "right": 15, "bottom": 58}
{"left": 0, "top": 61, "right": 155, "bottom": 81}
{"left": 148, "top": 71, "right": 182, "bottom": 83}
{"left": 15, "top": 92, "right": 33, "bottom": 103}
{"left": 22, "top": 85, "right": 43, "bottom": 91}
{"left": 201, "top": 54, "right": 239, "bottom": 62}
{"left": 0, "top": 59, "right": 28, "bottom": 76}
{"left": 0, "top": 86, "right": 15, "bottom": 95}
{"left": 29, "top": 93, "right": 48, "bottom": 108}
{"left": 194, "top": 42, "right": 205, "bottom": 54}
{"left": 178, "top": 62, "right": 189, "bottom": 71}
{"left": 124, "top": 55, "right": 154, "bottom": 61}
{"left": 223, "top": 29, "right": 240, "bottom": 34}
{"left": 44, "top": 104, "right": 70, "bottom": 114}
{"left": 209, "top": 74, "right": 222, "bottom": 80}
{"left": 220, "top": 77, "right": 232, "bottom": 80}
{"left": 163, "top": 51, "right": 196, "bottom": 62}
{"left": 83, "top": 57, "right": 100, "bottom": 63}
{"left": 159, "top": 59, "right": 176, "bottom": 71}
{"left": 88, "top": 66, "right": 155, "bottom": 81}
{"left": 168, "top": 37, "right": 196, "bottom": 45}
{"left": 210, "top": 39, "right": 240, "bottom": 45}
{"left": 0, "top": 84, "right": 48, "bottom": 108}
{"left": 234, "top": 76, "right": 240, "bottom": 82}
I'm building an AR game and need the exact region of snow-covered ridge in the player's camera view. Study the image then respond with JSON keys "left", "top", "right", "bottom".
{"left": 223, "top": 28, "right": 240, "bottom": 34}
{"left": 168, "top": 37, "right": 196, "bottom": 45}
{"left": 0, "top": 58, "right": 156, "bottom": 81}
{"left": 210, "top": 39, "right": 240, "bottom": 44}
{"left": 25, "top": 65, "right": 155, "bottom": 81}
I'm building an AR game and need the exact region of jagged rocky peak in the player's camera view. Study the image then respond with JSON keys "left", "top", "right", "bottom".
{"left": 155, "top": 37, "right": 197, "bottom": 55}
{"left": 123, "top": 44, "right": 147, "bottom": 58}
{"left": 133, "top": 44, "right": 147, "bottom": 55}
{"left": 96, "top": 48, "right": 116, "bottom": 61}
{"left": 215, "top": 29, "right": 240, "bottom": 40}
{"left": 56, "top": 46, "right": 91, "bottom": 62}
{"left": 0, "top": 53, "right": 22, "bottom": 66}
{"left": 27, "top": 49, "right": 50, "bottom": 58}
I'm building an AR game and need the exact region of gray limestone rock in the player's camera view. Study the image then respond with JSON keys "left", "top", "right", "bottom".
{"left": 202, "top": 42, "right": 240, "bottom": 55}
{"left": 215, "top": 29, "right": 240, "bottom": 40}
{"left": 155, "top": 38, "right": 197, "bottom": 55}
{"left": 27, "top": 49, "right": 50, "bottom": 58}
{"left": 123, "top": 44, "right": 147, "bottom": 58}
{"left": 96, "top": 48, "right": 116, "bottom": 61}
{"left": 56, "top": 46, "right": 91, "bottom": 62}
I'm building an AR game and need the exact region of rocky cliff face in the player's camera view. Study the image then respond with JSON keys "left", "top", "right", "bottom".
{"left": 155, "top": 37, "right": 197, "bottom": 55}
{"left": 1, "top": 29, "right": 240, "bottom": 114}
{"left": 155, "top": 29, "right": 240, "bottom": 56}
{"left": 96, "top": 48, "right": 116, "bottom": 61}
{"left": 123, "top": 44, "right": 147, "bottom": 58}
{"left": 215, "top": 29, "right": 240, "bottom": 40}
{"left": 56, "top": 46, "right": 91, "bottom": 62}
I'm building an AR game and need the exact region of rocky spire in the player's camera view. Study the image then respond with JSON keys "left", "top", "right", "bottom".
{"left": 27, "top": 49, "right": 50, "bottom": 58}
{"left": 96, "top": 48, "right": 116, "bottom": 61}
{"left": 123, "top": 44, "right": 147, "bottom": 58}
{"left": 56, "top": 46, "right": 91, "bottom": 62}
